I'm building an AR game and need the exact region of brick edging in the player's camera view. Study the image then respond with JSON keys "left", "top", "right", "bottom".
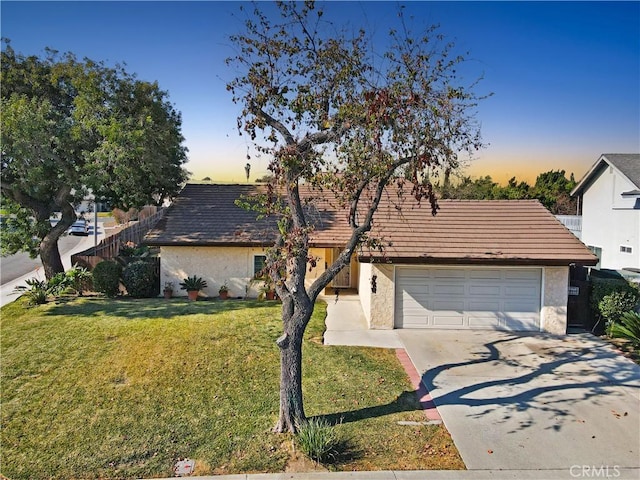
{"left": 395, "top": 348, "right": 442, "bottom": 421}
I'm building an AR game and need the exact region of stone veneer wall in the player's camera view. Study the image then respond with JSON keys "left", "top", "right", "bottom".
{"left": 368, "top": 264, "right": 395, "bottom": 329}
{"left": 541, "top": 266, "right": 569, "bottom": 334}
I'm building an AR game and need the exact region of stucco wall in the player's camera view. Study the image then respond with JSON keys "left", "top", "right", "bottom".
{"left": 161, "top": 246, "right": 271, "bottom": 298}
{"left": 582, "top": 166, "right": 639, "bottom": 270}
{"left": 367, "top": 264, "right": 395, "bottom": 329}
{"left": 540, "top": 266, "right": 569, "bottom": 335}
{"left": 161, "top": 245, "right": 329, "bottom": 298}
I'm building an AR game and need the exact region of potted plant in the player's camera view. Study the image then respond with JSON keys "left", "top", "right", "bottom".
{"left": 218, "top": 281, "right": 229, "bottom": 300}
{"left": 163, "top": 281, "right": 174, "bottom": 299}
{"left": 260, "top": 278, "right": 276, "bottom": 301}
{"left": 179, "top": 275, "right": 208, "bottom": 301}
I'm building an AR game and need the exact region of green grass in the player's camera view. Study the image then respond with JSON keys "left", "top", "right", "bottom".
{"left": 1, "top": 297, "right": 463, "bottom": 479}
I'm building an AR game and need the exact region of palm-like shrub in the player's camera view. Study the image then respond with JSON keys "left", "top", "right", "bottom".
{"left": 179, "top": 275, "right": 208, "bottom": 292}
{"left": 610, "top": 311, "right": 640, "bottom": 348}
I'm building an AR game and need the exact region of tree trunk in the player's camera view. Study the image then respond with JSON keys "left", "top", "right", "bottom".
{"left": 39, "top": 233, "right": 65, "bottom": 280}
{"left": 274, "top": 307, "right": 311, "bottom": 433}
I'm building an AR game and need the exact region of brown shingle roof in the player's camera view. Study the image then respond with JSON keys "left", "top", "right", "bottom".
{"left": 145, "top": 184, "right": 279, "bottom": 246}
{"left": 359, "top": 198, "right": 598, "bottom": 266}
{"left": 145, "top": 183, "right": 598, "bottom": 266}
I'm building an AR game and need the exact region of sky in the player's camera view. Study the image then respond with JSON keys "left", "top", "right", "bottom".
{"left": 2, "top": 1, "right": 639, "bottom": 185}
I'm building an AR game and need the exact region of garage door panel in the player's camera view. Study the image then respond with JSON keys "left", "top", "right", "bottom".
{"left": 468, "top": 269, "right": 502, "bottom": 280}
{"left": 503, "top": 314, "right": 539, "bottom": 330}
{"left": 469, "top": 284, "right": 502, "bottom": 296}
{"left": 505, "top": 283, "right": 539, "bottom": 294}
{"left": 432, "top": 299, "right": 465, "bottom": 310}
{"left": 433, "top": 270, "right": 466, "bottom": 279}
{"left": 505, "top": 270, "right": 540, "bottom": 281}
{"left": 434, "top": 284, "right": 465, "bottom": 295}
{"left": 468, "top": 300, "right": 501, "bottom": 311}
{"left": 504, "top": 300, "right": 539, "bottom": 313}
{"left": 469, "top": 316, "right": 501, "bottom": 328}
{"left": 395, "top": 267, "right": 541, "bottom": 331}
{"left": 433, "top": 315, "right": 465, "bottom": 326}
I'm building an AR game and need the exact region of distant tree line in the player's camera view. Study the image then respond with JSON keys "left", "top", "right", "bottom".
{"left": 436, "top": 170, "right": 577, "bottom": 215}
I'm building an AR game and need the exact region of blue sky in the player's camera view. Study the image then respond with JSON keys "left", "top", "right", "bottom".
{"left": 2, "top": 1, "right": 639, "bottom": 184}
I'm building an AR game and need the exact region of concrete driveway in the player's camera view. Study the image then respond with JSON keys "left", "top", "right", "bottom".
{"left": 397, "top": 330, "right": 640, "bottom": 472}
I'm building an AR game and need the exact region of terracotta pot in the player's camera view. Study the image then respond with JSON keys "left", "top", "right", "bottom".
{"left": 219, "top": 290, "right": 229, "bottom": 300}
{"left": 163, "top": 289, "right": 173, "bottom": 299}
{"left": 265, "top": 290, "right": 276, "bottom": 301}
{"left": 187, "top": 290, "right": 199, "bottom": 301}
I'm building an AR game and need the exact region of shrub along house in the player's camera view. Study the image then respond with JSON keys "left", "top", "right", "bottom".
{"left": 144, "top": 183, "right": 598, "bottom": 334}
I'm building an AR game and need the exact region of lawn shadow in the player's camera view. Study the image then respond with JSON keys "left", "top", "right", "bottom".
{"left": 44, "top": 297, "right": 276, "bottom": 319}
{"left": 311, "top": 390, "right": 423, "bottom": 426}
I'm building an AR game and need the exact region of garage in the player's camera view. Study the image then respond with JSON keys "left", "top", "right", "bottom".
{"left": 395, "top": 267, "right": 542, "bottom": 331}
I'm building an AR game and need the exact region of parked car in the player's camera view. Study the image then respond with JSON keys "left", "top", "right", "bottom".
{"left": 69, "top": 220, "right": 89, "bottom": 236}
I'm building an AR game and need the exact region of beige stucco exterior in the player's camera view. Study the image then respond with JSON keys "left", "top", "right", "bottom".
{"left": 540, "top": 266, "right": 570, "bottom": 334}
{"left": 161, "top": 245, "right": 331, "bottom": 298}
{"left": 163, "top": 245, "right": 569, "bottom": 333}
{"left": 365, "top": 264, "right": 395, "bottom": 329}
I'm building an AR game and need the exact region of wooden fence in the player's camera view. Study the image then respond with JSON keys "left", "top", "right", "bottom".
{"left": 71, "top": 208, "right": 165, "bottom": 270}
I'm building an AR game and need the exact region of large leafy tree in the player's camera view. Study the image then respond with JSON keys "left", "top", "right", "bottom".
{"left": 227, "top": 2, "right": 486, "bottom": 432}
{"left": 1, "top": 42, "right": 188, "bottom": 279}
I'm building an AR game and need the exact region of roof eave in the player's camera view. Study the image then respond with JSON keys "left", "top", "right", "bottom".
{"left": 358, "top": 255, "right": 599, "bottom": 267}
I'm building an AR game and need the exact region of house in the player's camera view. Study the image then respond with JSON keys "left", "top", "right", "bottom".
{"left": 145, "top": 183, "right": 598, "bottom": 334}
{"left": 571, "top": 153, "right": 640, "bottom": 271}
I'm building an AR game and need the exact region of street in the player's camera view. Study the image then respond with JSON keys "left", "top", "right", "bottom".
{"left": 0, "top": 220, "right": 106, "bottom": 306}
{"left": 0, "top": 234, "right": 84, "bottom": 284}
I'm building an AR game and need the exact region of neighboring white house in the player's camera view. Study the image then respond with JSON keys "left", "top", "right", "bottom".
{"left": 571, "top": 153, "right": 640, "bottom": 271}
{"left": 145, "top": 183, "right": 598, "bottom": 335}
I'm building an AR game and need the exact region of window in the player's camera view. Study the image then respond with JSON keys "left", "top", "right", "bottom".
{"left": 254, "top": 255, "right": 267, "bottom": 277}
{"left": 620, "top": 245, "right": 633, "bottom": 254}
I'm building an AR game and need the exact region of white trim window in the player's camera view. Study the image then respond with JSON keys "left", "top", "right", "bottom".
{"left": 253, "top": 255, "right": 267, "bottom": 277}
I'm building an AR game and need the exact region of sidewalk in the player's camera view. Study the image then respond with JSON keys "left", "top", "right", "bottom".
{"left": 148, "top": 467, "right": 640, "bottom": 479}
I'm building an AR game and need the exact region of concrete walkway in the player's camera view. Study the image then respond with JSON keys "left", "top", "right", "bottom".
{"left": 322, "top": 291, "right": 402, "bottom": 348}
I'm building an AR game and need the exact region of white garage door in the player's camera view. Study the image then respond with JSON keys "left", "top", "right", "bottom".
{"left": 395, "top": 267, "right": 542, "bottom": 331}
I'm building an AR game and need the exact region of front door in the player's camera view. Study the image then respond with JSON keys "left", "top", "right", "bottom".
{"left": 331, "top": 249, "right": 351, "bottom": 288}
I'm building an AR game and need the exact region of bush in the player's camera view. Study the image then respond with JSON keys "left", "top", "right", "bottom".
{"left": 122, "top": 260, "right": 159, "bottom": 298}
{"left": 92, "top": 260, "right": 122, "bottom": 297}
{"left": 119, "top": 241, "right": 150, "bottom": 258}
{"left": 610, "top": 311, "right": 640, "bottom": 348}
{"left": 14, "top": 278, "right": 48, "bottom": 305}
{"left": 47, "top": 272, "right": 73, "bottom": 297}
{"left": 295, "top": 418, "right": 341, "bottom": 464}
{"left": 590, "top": 277, "right": 639, "bottom": 332}
{"left": 600, "top": 291, "right": 639, "bottom": 334}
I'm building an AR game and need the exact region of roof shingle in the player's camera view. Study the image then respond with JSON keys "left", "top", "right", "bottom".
{"left": 145, "top": 183, "right": 598, "bottom": 266}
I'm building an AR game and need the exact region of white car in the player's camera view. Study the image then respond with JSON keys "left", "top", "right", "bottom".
{"left": 69, "top": 220, "right": 89, "bottom": 236}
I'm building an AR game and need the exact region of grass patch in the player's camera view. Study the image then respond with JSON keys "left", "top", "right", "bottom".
{"left": 1, "top": 297, "right": 463, "bottom": 478}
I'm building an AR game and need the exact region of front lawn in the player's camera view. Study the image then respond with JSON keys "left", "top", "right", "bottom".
{"left": 1, "top": 297, "right": 463, "bottom": 479}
